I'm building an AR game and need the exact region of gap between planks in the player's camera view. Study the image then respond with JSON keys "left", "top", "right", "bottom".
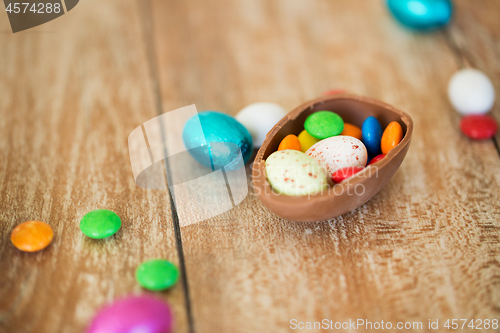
{"left": 136, "top": 1, "right": 195, "bottom": 332}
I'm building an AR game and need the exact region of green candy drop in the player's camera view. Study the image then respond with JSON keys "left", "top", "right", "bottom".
{"left": 304, "top": 111, "right": 344, "bottom": 139}
{"left": 80, "top": 209, "right": 121, "bottom": 239}
{"left": 136, "top": 259, "right": 180, "bottom": 291}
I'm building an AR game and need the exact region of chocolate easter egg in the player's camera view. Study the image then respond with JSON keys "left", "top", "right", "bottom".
{"left": 183, "top": 111, "right": 253, "bottom": 170}
{"left": 387, "top": 0, "right": 453, "bottom": 30}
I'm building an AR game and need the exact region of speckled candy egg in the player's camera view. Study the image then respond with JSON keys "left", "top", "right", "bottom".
{"left": 448, "top": 68, "right": 495, "bottom": 115}
{"left": 235, "top": 102, "right": 287, "bottom": 148}
{"left": 183, "top": 111, "right": 253, "bottom": 170}
{"left": 387, "top": 0, "right": 453, "bottom": 30}
{"left": 87, "top": 295, "right": 173, "bottom": 333}
{"left": 306, "top": 136, "right": 368, "bottom": 177}
{"left": 265, "top": 150, "right": 327, "bottom": 196}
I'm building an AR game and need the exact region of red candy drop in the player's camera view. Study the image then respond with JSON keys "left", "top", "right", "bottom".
{"left": 460, "top": 115, "right": 497, "bottom": 140}
{"left": 368, "top": 154, "right": 386, "bottom": 166}
{"left": 331, "top": 166, "right": 364, "bottom": 183}
{"left": 322, "top": 89, "right": 347, "bottom": 96}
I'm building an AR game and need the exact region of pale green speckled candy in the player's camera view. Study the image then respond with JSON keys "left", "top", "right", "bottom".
{"left": 265, "top": 150, "right": 327, "bottom": 196}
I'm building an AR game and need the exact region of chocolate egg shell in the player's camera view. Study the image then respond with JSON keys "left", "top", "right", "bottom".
{"left": 252, "top": 94, "right": 413, "bottom": 222}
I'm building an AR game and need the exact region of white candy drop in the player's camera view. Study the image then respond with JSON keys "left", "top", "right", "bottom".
{"left": 448, "top": 68, "right": 495, "bottom": 115}
{"left": 235, "top": 102, "right": 287, "bottom": 148}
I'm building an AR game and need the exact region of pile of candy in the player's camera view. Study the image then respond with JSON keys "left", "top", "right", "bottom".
{"left": 9, "top": 101, "right": 291, "bottom": 333}
{"left": 448, "top": 68, "right": 497, "bottom": 140}
{"left": 265, "top": 111, "right": 403, "bottom": 196}
{"left": 10, "top": 210, "right": 178, "bottom": 333}
{"left": 17, "top": 71, "right": 496, "bottom": 330}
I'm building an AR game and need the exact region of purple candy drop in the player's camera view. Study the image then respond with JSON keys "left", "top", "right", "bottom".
{"left": 87, "top": 295, "right": 173, "bottom": 333}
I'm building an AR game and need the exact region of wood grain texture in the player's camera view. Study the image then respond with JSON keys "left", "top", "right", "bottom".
{"left": 1, "top": 0, "right": 500, "bottom": 332}
{"left": 0, "top": 1, "right": 188, "bottom": 332}
{"left": 150, "top": 0, "right": 500, "bottom": 332}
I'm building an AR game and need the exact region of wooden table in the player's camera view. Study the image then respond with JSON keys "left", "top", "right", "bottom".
{"left": 1, "top": 1, "right": 500, "bottom": 332}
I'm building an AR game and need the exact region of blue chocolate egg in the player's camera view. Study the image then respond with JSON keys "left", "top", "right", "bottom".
{"left": 387, "top": 0, "right": 453, "bottom": 31}
{"left": 362, "top": 116, "right": 383, "bottom": 157}
{"left": 183, "top": 111, "right": 253, "bottom": 170}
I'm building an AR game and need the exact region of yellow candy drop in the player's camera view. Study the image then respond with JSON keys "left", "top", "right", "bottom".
{"left": 298, "top": 130, "right": 319, "bottom": 152}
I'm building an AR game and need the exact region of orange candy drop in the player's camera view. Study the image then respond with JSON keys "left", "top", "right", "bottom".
{"left": 11, "top": 221, "right": 54, "bottom": 252}
{"left": 381, "top": 121, "right": 403, "bottom": 154}
{"left": 341, "top": 123, "right": 362, "bottom": 140}
{"left": 278, "top": 134, "right": 301, "bottom": 151}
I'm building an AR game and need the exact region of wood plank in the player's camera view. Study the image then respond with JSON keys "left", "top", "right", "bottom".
{"left": 150, "top": 0, "right": 500, "bottom": 332}
{"left": 0, "top": 1, "right": 188, "bottom": 332}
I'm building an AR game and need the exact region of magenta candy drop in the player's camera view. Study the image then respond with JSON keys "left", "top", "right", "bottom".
{"left": 87, "top": 295, "right": 173, "bottom": 333}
